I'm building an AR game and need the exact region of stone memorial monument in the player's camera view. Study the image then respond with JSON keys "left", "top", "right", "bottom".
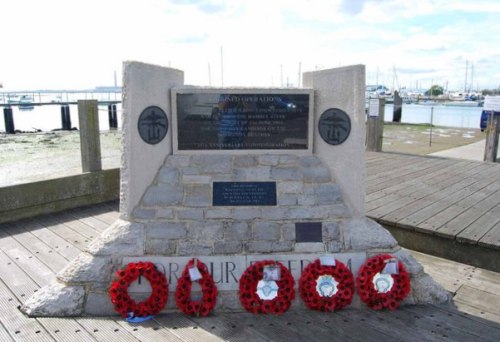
{"left": 21, "top": 62, "right": 449, "bottom": 316}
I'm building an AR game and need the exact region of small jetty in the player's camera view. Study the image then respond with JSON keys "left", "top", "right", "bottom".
{"left": 366, "top": 152, "right": 500, "bottom": 272}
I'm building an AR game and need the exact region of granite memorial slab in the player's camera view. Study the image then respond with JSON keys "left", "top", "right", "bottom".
{"left": 173, "top": 90, "right": 313, "bottom": 152}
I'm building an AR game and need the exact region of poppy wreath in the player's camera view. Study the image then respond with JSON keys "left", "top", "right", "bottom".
{"left": 299, "top": 259, "right": 355, "bottom": 312}
{"left": 109, "top": 261, "right": 169, "bottom": 317}
{"left": 356, "top": 254, "right": 411, "bottom": 310}
{"left": 174, "top": 258, "right": 218, "bottom": 316}
{"left": 239, "top": 260, "right": 295, "bottom": 315}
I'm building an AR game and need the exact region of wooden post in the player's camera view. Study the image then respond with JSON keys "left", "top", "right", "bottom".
{"left": 108, "top": 104, "right": 118, "bottom": 129}
{"left": 3, "top": 107, "right": 15, "bottom": 134}
{"left": 393, "top": 90, "right": 402, "bottom": 122}
{"left": 366, "top": 98, "right": 385, "bottom": 152}
{"left": 78, "top": 100, "right": 102, "bottom": 172}
{"left": 483, "top": 111, "right": 499, "bottom": 162}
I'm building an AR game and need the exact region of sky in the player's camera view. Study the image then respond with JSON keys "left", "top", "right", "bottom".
{"left": 1, "top": 0, "right": 499, "bottom": 92}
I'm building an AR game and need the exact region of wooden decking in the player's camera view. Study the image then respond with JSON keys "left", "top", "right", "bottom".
{"left": 366, "top": 152, "right": 500, "bottom": 272}
{"left": 1, "top": 201, "right": 500, "bottom": 341}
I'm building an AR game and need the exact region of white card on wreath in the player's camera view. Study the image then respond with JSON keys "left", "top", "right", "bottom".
{"left": 382, "top": 259, "right": 399, "bottom": 275}
{"left": 319, "top": 255, "right": 336, "bottom": 266}
{"left": 189, "top": 266, "right": 203, "bottom": 281}
{"left": 263, "top": 266, "right": 281, "bottom": 281}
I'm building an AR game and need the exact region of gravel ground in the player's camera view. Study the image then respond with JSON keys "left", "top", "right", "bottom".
{"left": 0, "top": 124, "right": 487, "bottom": 186}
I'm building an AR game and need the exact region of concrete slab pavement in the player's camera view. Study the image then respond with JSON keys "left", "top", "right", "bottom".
{"left": 429, "top": 139, "right": 499, "bottom": 161}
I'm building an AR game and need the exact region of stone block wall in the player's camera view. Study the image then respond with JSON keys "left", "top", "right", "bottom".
{"left": 131, "top": 154, "right": 350, "bottom": 257}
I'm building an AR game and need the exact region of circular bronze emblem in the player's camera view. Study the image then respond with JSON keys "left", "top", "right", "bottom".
{"left": 138, "top": 106, "right": 168, "bottom": 145}
{"left": 318, "top": 108, "right": 351, "bottom": 145}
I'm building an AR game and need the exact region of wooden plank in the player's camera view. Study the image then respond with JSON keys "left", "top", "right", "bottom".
{"left": 367, "top": 157, "right": 490, "bottom": 221}
{"left": 280, "top": 310, "right": 368, "bottom": 341}
{"left": 234, "top": 311, "right": 338, "bottom": 342}
{"left": 0, "top": 281, "right": 54, "bottom": 342}
{"left": 335, "top": 308, "right": 436, "bottom": 342}
{"left": 66, "top": 208, "right": 110, "bottom": 233}
{"left": 186, "top": 312, "right": 270, "bottom": 342}
{"left": 454, "top": 300, "right": 500, "bottom": 325}
{"left": 154, "top": 313, "right": 223, "bottom": 342}
{"left": 399, "top": 177, "right": 495, "bottom": 232}
{"left": 0, "top": 320, "right": 15, "bottom": 342}
{"left": 1, "top": 222, "right": 69, "bottom": 272}
{"left": 382, "top": 177, "right": 481, "bottom": 225}
{"left": 461, "top": 266, "right": 500, "bottom": 295}
{"left": 76, "top": 317, "right": 139, "bottom": 342}
{"left": 0, "top": 248, "right": 42, "bottom": 301}
{"left": 420, "top": 182, "right": 500, "bottom": 235}
{"left": 366, "top": 156, "right": 437, "bottom": 184}
{"left": 52, "top": 212, "right": 101, "bottom": 240}
{"left": 22, "top": 219, "right": 82, "bottom": 260}
{"left": 478, "top": 220, "right": 500, "bottom": 250}
{"left": 458, "top": 201, "right": 500, "bottom": 244}
{"left": 437, "top": 190, "right": 500, "bottom": 240}
{"left": 404, "top": 305, "right": 500, "bottom": 341}
{"left": 114, "top": 315, "right": 186, "bottom": 342}
{"left": 368, "top": 191, "right": 432, "bottom": 219}
{"left": 366, "top": 158, "right": 448, "bottom": 192}
{"left": 366, "top": 158, "right": 473, "bottom": 203}
{"left": 0, "top": 224, "right": 56, "bottom": 287}
{"left": 454, "top": 285, "right": 500, "bottom": 320}
{"left": 38, "top": 215, "right": 90, "bottom": 251}
{"left": 84, "top": 203, "right": 120, "bottom": 225}
{"left": 284, "top": 309, "right": 399, "bottom": 342}
{"left": 36, "top": 318, "right": 96, "bottom": 342}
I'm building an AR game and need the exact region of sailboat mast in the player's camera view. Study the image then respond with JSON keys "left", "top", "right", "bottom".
{"left": 464, "top": 59, "right": 468, "bottom": 93}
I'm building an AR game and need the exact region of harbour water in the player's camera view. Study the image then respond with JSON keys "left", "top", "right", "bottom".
{"left": 384, "top": 103, "right": 483, "bottom": 129}
{"left": 0, "top": 92, "right": 121, "bottom": 132}
{"left": 0, "top": 100, "right": 482, "bottom": 133}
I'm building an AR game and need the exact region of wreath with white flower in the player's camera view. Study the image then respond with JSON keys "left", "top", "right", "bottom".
{"left": 356, "top": 254, "right": 411, "bottom": 310}
{"left": 299, "top": 258, "right": 355, "bottom": 311}
{"left": 239, "top": 260, "right": 295, "bottom": 315}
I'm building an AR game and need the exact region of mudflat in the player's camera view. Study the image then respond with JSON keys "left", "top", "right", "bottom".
{"left": 0, "top": 130, "right": 121, "bottom": 186}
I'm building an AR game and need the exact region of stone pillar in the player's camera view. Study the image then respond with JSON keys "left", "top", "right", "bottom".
{"left": 78, "top": 100, "right": 101, "bottom": 172}
{"left": 120, "top": 62, "right": 184, "bottom": 219}
{"left": 303, "top": 65, "right": 366, "bottom": 216}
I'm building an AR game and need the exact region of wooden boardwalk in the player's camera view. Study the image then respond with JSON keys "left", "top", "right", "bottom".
{"left": 366, "top": 152, "right": 500, "bottom": 272}
{"left": 1, "top": 201, "right": 500, "bottom": 341}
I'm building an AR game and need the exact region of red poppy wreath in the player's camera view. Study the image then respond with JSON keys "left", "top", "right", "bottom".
{"left": 175, "top": 258, "right": 218, "bottom": 316}
{"left": 239, "top": 260, "right": 295, "bottom": 315}
{"left": 299, "top": 258, "right": 355, "bottom": 311}
{"left": 356, "top": 254, "right": 411, "bottom": 310}
{"left": 109, "top": 261, "right": 169, "bottom": 317}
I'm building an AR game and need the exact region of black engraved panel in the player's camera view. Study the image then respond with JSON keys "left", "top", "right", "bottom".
{"left": 318, "top": 108, "right": 351, "bottom": 145}
{"left": 295, "top": 222, "right": 323, "bottom": 243}
{"left": 138, "top": 106, "right": 168, "bottom": 145}
{"left": 213, "top": 182, "right": 277, "bottom": 206}
{"left": 177, "top": 93, "right": 309, "bottom": 150}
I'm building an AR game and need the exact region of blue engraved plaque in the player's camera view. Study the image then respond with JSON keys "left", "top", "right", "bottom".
{"left": 213, "top": 182, "right": 277, "bottom": 206}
